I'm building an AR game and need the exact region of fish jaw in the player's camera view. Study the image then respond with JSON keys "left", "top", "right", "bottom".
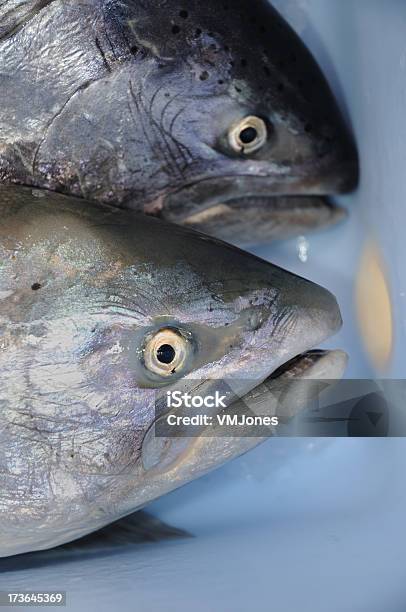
{"left": 167, "top": 196, "right": 347, "bottom": 246}
{"left": 140, "top": 349, "right": 348, "bottom": 488}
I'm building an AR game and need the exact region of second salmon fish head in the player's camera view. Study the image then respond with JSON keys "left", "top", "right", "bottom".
{"left": 0, "top": 186, "right": 343, "bottom": 556}
{"left": 0, "top": 0, "right": 358, "bottom": 233}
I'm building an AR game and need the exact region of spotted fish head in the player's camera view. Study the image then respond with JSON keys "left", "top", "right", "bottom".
{"left": 0, "top": 0, "right": 357, "bottom": 238}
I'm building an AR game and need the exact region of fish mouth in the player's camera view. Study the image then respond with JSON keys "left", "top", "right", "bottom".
{"left": 163, "top": 161, "right": 357, "bottom": 212}
{"left": 160, "top": 173, "right": 354, "bottom": 242}
{"left": 269, "top": 348, "right": 348, "bottom": 382}
{"left": 215, "top": 348, "right": 349, "bottom": 430}
{"left": 141, "top": 349, "right": 347, "bottom": 474}
{"left": 180, "top": 195, "right": 347, "bottom": 245}
{"left": 164, "top": 171, "right": 354, "bottom": 212}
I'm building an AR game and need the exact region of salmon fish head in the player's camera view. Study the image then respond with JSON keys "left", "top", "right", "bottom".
{"left": 0, "top": 186, "right": 343, "bottom": 555}
{"left": 0, "top": 0, "right": 358, "bottom": 233}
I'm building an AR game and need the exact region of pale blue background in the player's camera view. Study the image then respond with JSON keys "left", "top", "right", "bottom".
{"left": 2, "top": 2, "right": 406, "bottom": 611}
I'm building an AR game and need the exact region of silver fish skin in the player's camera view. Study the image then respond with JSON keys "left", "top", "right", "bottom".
{"left": 0, "top": 186, "right": 342, "bottom": 556}
{"left": 0, "top": 0, "right": 357, "bottom": 242}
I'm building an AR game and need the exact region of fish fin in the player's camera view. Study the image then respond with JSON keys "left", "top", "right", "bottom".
{"left": 60, "top": 511, "right": 191, "bottom": 552}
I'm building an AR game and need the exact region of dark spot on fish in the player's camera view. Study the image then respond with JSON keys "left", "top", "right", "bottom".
{"left": 165, "top": 92, "right": 170, "bottom": 97}
{"left": 172, "top": 25, "right": 181, "bottom": 35}
{"left": 208, "top": 32, "right": 214, "bottom": 38}
{"left": 200, "top": 71, "right": 209, "bottom": 81}
{"left": 218, "top": 79, "right": 224, "bottom": 85}
{"left": 179, "top": 10, "right": 188, "bottom": 19}
{"left": 194, "top": 28, "right": 202, "bottom": 37}
{"left": 70, "top": 453, "right": 74, "bottom": 458}
{"left": 31, "top": 283, "right": 41, "bottom": 291}
{"left": 235, "top": 86, "right": 242, "bottom": 93}
{"left": 130, "top": 45, "right": 139, "bottom": 56}
{"left": 171, "top": 368, "right": 176, "bottom": 374}
{"left": 225, "top": 322, "right": 229, "bottom": 326}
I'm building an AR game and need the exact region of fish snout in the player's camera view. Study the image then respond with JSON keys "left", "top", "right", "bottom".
{"left": 314, "top": 131, "right": 359, "bottom": 195}
{"left": 252, "top": 268, "right": 343, "bottom": 376}
{"left": 284, "top": 277, "right": 342, "bottom": 356}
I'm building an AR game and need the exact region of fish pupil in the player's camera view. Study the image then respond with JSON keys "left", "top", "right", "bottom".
{"left": 240, "top": 127, "right": 258, "bottom": 144}
{"left": 156, "top": 344, "right": 176, "bottom": 364}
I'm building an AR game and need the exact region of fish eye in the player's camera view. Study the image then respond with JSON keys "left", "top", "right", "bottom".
{"left": 228, "top": 116, "right": 268, "bottom": 154}
{"left": 143, "top": 328, "right": 190, "bottom": 377}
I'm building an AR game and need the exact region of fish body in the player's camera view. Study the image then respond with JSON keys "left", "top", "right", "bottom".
{"left": 0, "top": 0, "right": 357, "bottom": 242}
{"left": 0, "top": 186, "right": 343, "bottom": 556}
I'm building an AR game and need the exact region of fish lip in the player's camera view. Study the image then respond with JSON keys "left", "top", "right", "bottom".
{"left": 269, "top": 348, "right": 348, "bottom": 381}
{"left": 141, "top": 349, "right": 347, "bottom": 473}
{"left": 162, "top": 167, "right": 357, "bottom": 219}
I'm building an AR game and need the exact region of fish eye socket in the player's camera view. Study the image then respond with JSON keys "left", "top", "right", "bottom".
{"left": 143, "top": 328, "right": 189, "bottom": 376}
{"left": 228, "top": 116, "right": 268, "bottom": 154}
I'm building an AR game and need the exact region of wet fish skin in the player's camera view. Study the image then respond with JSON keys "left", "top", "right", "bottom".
{"left": 0, "top": 0, "right": 357, "bottom": 240}
{"left": 0, "top": 186, "right": 342, "bottom": 556}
